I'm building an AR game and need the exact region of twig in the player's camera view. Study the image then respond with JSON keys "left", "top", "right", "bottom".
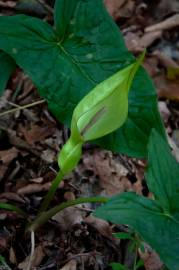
{"left": 61, "top": 251, "right": 101, "bottom": 265}
{"left": 145, "top": 14, "right": 179, "bottom": 32}
{"left": 0, "top": 99, "right": 45, "bottom": 117}
{"left": 139, "top": 31, "right": 162, "bottom": 48}
{"left": 36, "top": 0, "right": 53, "bottom": 14}
{"left": 152, "top": 51, "right": 179, "bottom": 68}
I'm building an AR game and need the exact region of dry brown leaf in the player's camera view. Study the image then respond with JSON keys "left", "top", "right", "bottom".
{"left": 6, "top": 128, "right": 41, "bottom": 157}
{"left": 64, "top": 191, "right": 76, "bottom": 201}
{"left": 143, "top": 57, "right": 159, "bottom": 77}
{"left": 172, "top": 130, "right": 179, "bottom": 148}
{"left": 168, "top": 134, "right": 179, "bottom": 162}
{"left": 85, "top": 214, "right": 113, "bottom": 239}
{"left": 9, "top": 246, "right": 17, "bottom": 265}
{"left": 41, "top": 148, "right": 56, "bottom": 163}
{"left": 124, "top": 32, "right": 141, "bottom": 52}
{"left": 0, "top": 147, "right": 18, "bottom": 164}
{"left": 29, "top": 177, "right": 43, "bottom": 184}
{"left": 120, "top": 0, "right": 135, "bottom": 18}
{"left": 125, "top": 31, "right": 162, "bottom": 52}
{"left": 93, "top": 150, "right": 130, "bottom": 195}
{"left": 132, "top": 179, "right": 143, "bottom": 195}
{"left": 0, "top": 236, "right": 8, "bottom": 251}
{"left": 82, "top": 150, "right": 132, "bottom": 195}
{"left": 139, "top": 245, "right": 163, "bottom": 270}
{"left": 0, "top": 147, "right": 18, "bottom": 180}
{"left": 52, "top": 207, "right": 84, "bottom": 231}
{"left": 60, "top": 259, "right": 77, "bottom": 270}
{"left": 19, "top": 123, "right": 55, "bottom": 145}
{"left": 0, "top": 192, "right": 25, "bottom": 204}
{"left": 17, "top": 182, "right": 51, "bottom": 195}
{"left": 156, "top": 0, "right": 179, "bottom": 19}
{"left": 0, "top": 164, "right": 7, "bottom": 180}
{"left": 104, "top": 0, "right": 126, "bottom": 18}
{"left": 155, "top": 75, "right": 179, "bottom": 100}
{"left": 17, "top": 76, "right": 34, "bottom": 101}
{"left": 152, "top": 51, "right": 179, "bottom": 69}
{"left": 0, "top": 89, "right": 11, "bottom": 110}
{"left": 158, "top": 101, "right": 171, "bottom": 123}
{"left": 18, "top": 245, "right": 45, "bottom": 270}
{"left": 139, "top": 31, "right": 162, "bottom": 49}
{"left": 0, "top": 1, "right": 16, "bottom": 8}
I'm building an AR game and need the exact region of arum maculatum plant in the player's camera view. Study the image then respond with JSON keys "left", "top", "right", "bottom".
{"left": 26, "top": 52, "right": 144, "bottom": 268}
{"left": 0, "top": 1, "right": 177, "bottom": 268}
{"left": 0, "top": 47, "right": 145, "bottom": 233}
{"left": 37, "top": 51, "right": 145, "bottom": 218}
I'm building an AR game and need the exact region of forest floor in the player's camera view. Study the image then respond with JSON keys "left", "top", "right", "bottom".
{"left": 0, "top": 0, "right": 179, "bottom": 269}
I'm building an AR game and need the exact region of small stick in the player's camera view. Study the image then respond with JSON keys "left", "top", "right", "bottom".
{"left": 0, "top": 99, "right": 45, "bottom": 117}
{"left": 145, "top": 14, "right": 179, "bottom": 32}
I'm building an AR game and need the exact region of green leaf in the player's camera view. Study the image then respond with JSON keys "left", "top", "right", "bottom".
{"left": 95, "top": 131, "right": 179, "bottom": 270}
{"left": 146, "top": 129, "right": 179, "bottom": 212}
{"left": 113, "top": 232, "right": 134, "bottom": 241}
{"left": 54, "top": 0, "right": 79, "bottom": 37}
{"left": 135, "top": 259, "right": 144, "bottom": 269}
{"left": 110, "top": 262, "right": 128, "bottom": 270}
{"left": 95, "top": 192, "right": 179, "bottom": 270}
{"left": 0, "top": 51, "right": 15, "bottom": 95}
{"left": 0, "top": 202, "right": 27, "bottom": 217}
{"left": 0, "top": 0, "right": 165, "bottom": 157}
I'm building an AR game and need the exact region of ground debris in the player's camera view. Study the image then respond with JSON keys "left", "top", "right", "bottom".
{"left": 145, "top": 14, "right": 179, "bottom": 32}
{"left": 60, "top": 259, "right": 77, "bottom": 270}
{"left": 18, "top": 244, "right": 45, "bottom": 270}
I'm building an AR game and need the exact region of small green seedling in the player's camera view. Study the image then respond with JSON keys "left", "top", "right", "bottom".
{"left": 110, "top": 232, "right": 144, "bottom": 270}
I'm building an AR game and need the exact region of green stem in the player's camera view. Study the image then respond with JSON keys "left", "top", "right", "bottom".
{"left": 39, "top": 170, "right": 65, "bottom": 213}
{"left": 0, "top": 202, "right": 27, "bottom": 217}
{"left": 28, "top": 196, "right": 108, "bottom": 232}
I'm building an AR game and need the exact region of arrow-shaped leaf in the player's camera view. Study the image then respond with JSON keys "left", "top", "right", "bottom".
{"left": 0, "top": 0, "right": 165, "bottom": 157}
{"left": 95, "top": 130, "right": 179, "bottom": 270}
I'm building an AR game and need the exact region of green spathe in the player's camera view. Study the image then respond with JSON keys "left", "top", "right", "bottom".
{"left": 58, "top": 52, "right": 145, "bottom": 174}
{"left": 73, "top": 52, "right": 145, "bottom": 141}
